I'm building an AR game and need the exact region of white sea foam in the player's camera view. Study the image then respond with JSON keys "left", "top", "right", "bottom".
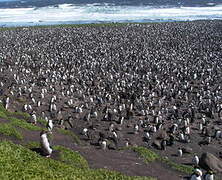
{"left": 0, "top": 3, "right": 222, "bottom": 25}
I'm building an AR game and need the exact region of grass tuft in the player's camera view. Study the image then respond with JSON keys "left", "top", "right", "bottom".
{"left": 160, "top": 157, "right": 193, "bottom": 174}
{"left": 54, "top": 145, "right": 89, "bottom": 169}
{"left": 37, "top": 118, "right": 47, "bottom": 126}
{"left": 25, "top": 141, "right": 40, "bottom": 149}
{"left": 132, "top": 147, "right": 159, "bottom": 163}
{"left": 126, "top": 146, "right": 193, "bottom": 174}
{"left": 9, "top": 117, "right": 43, "bottom": 131}
{"left": 0, "top": 103, "right": 43, "bottom": 132}
{"left": 0, "top": 123, "right": 23, "bottom": 140}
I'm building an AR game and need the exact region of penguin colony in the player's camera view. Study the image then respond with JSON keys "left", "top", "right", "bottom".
{"left": 0, "top": 20, "right": 222, "bottom": 178}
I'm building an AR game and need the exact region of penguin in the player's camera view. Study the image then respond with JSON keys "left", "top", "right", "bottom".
{"left": 30, "top": 112, "right": 37, "bottom": 124}
{"left": 144, "top": 130, "right": 150, "bottom": 142}
{"left": 23, "top": 104, "right": 28, "bottom": 112}
{"left": 170, "top": 123, "right": 178, "bottom": 134}
{"left": 179, "top": 132, "right": 185, "bottom": 142}
{"left": 101, "top": 140, "right": 107, "bottom": 150}
{"left": 119, "top": 117, "right": 124, "bottom": 125}
{"left": 168, "top": 133, "right": 175, "bottom": 146}
{"left": 47, "top": 119, "right": 53, "bottom": 132}
{"left": 134, "top": 124, "right": 139, "bottom": 134}
{"left": 40, "top": 130, "right": 53, "bottom": 157}
{"left": 177, "top": 148, "right": 183, "bottom": 157}
{"left": 109, "top": 123, "right": 114, "bottom": 132}
{"left": 125, "top": 141, "right": 129, "bottom": 147}
{"left": 204, "top": 170, "right": 214, "bottom": 180}
{"left": 206, "top": 136, "right": 211, "bottom": 144}
{"left": 82, "top": 128, "right": 88, "bottom": 136}
{"left": 192, "top": 155, "right": 199, "bottom": 166}
{"left": 5, "top": 97, "right": 9, "bottom": 110}
{"left": 190, "top": 168, "right": 202, "bottom": 180}
{"left": 37, "top": 101, "right": 41, "bottom": 107}
{"left": 161, "top": 139, "right": 167, "bottom": 150}
{"left": 199, "top": 123, "right": 203, "bottom": 131}
{"left": 215, "top": 130, "right": 222, "bottom": 139}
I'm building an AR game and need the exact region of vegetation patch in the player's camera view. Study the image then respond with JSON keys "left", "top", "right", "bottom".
{"left": 8, "top": 111, "right": 30, "bottom": 120}
{"left": 0, "top": 103, "right": 29, "bottom": 119}
{"left": 0, "top": 111, "right": 7, "bottom": 119}
{"left": 54, "top": 145, "right": 89, "bottom": 169}
{"left": 37, "top": 118, "right": 47, "bottom": 126}
{"left": 58, "top": 128, "right": 81, "bottom": 145}
{"left": 132, "top": 147, "right": 159, "bottom": 163}
{"left": 9, "top": 117, "right": 42, "bottom": 131}
{"left": 0, "top": 141, "right": 155, "bottom": 180}
{"left": 25, "top": 142, "right": 88, "bottom": 169}
{"left": 25, "top": 141, "right": 40, "bottom": 149}
{"left": 0, "top": 103, "right": 43, "bottom": 132}
{"left": 126, "top": 146, "right": 193, "bottom": 174}
{"left": 0, "top": 123, "right": 23, "bottom": 140}
{"left": 160, "top": 157, "right": 193, "bottom": 174}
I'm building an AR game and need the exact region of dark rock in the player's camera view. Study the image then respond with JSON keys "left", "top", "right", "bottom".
{"left": 156, "top": 130, "right": 168, "bottom": 140}
{"left": 182, "top": 147, "right": 192, "bottom": 154}
{"left": 108, "top": 142, "right": 117, "bottom": 150}
{"left": 152, "top": 140, "right": 162, "bottom": 150}
{"left": 199, "top": 152, "right": 222, "bottom": 173}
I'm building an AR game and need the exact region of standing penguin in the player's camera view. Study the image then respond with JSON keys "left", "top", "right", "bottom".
{"left": 101, "top": 140, "right": 107, "bottom": 150}
{"left": 192, "top": 155, "right": 199, "bottom": 166}
{"left": 161, "top": 139, "right": 167, "bottom": 151}
{"left": 204, "top": 170, "right": 214, "bottom": 180}
{"left": 190, "top": 168, "right": 202, "bottom": 180}
{"left": 40, "top": 130, "right": 53, "bottom": 157}
{"left": 47, "top": 119, "right": 53, "bottom": 133}
{"left": 134, "top": 124, "right": 139, "bottom": 134}
{"left": 4, "top": 97, "right": 9, "bottom": 110}
{"left": 30, "top": 111, "right": 37, "bottom": 125}
{"left": 177, "top": 148, "right": 183, "bottom": 157}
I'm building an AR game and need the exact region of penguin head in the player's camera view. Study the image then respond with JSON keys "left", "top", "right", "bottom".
{"left": 208, "top": 170, "right": 214, "bottom": 175}
{"left": 40, "top": 130, "right": 47, "bottom": 136}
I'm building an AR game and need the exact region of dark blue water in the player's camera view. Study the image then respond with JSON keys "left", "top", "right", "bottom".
{"left": 0, "top": 0, "right": 221, "bottom": 27}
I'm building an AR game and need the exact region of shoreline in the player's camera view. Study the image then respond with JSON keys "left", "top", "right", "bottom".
{"left": 0, "top": 19, "right": 221, "bottom": 31}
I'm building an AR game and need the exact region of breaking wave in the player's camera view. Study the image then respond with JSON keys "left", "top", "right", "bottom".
{"left": 0, "top": 3, "right": 222, "bottom": 26}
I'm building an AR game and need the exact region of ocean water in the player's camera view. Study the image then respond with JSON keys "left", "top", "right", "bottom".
{"left": 0, "top": 0, "right": 222, "bottom": 26}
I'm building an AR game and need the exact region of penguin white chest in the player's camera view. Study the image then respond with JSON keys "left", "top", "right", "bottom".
{"left": 40, "top": 134, "right": 52, "bottom": 155}
{"left": 205, "top": 174, "right": 214, "bottom": 180}
{"left": 101, "top": 141, "right": 106, "bottom": 150}
{"left": 190, "top": 175, "right": 201, "bottom": 180}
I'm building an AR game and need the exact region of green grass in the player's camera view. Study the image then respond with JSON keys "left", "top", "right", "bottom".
{"left": 37, "top": 118, "right": 47, "bottom": 126}
{"left": 0, "top": 111, "right": 7, "bottom": 119}
{"left": 25, "top": 142, "right": 89, "bottom": 169}
{"left": 0, "top": 104, "right": 30, "bottom": 119}
{"left": 25, "top": 141, "right": 40, "bottom": 149}
{"left": 9, "top": 117, "right": 43, "bottom": 131}
{"left": 0, "top": 141, "right": 155, "bottom": 180}
{"left": 0, "top": 103, "right": 43, "bottom": 132}
{"left": 58, "top": 128, "right": 81, "bottom": 145}
{"left": 161, "top": 157, "right": 193, "bottom": 174}
{"left": 132, "top": 147, "right": 159, "bottom": 163}
{"left": 7, "top": 110, "right": 30, "bottom": 119}
{"left": 0, "top": 104, "right": 8, "bottom": 119}
{"left": 127, "top": 146, "right": 193, "bottom": 174}
{"left": 54, "top": 145, "right": 89, "bottom": 169}
{"left": 0, "top": 123, "right": 23, "bottom": 140}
